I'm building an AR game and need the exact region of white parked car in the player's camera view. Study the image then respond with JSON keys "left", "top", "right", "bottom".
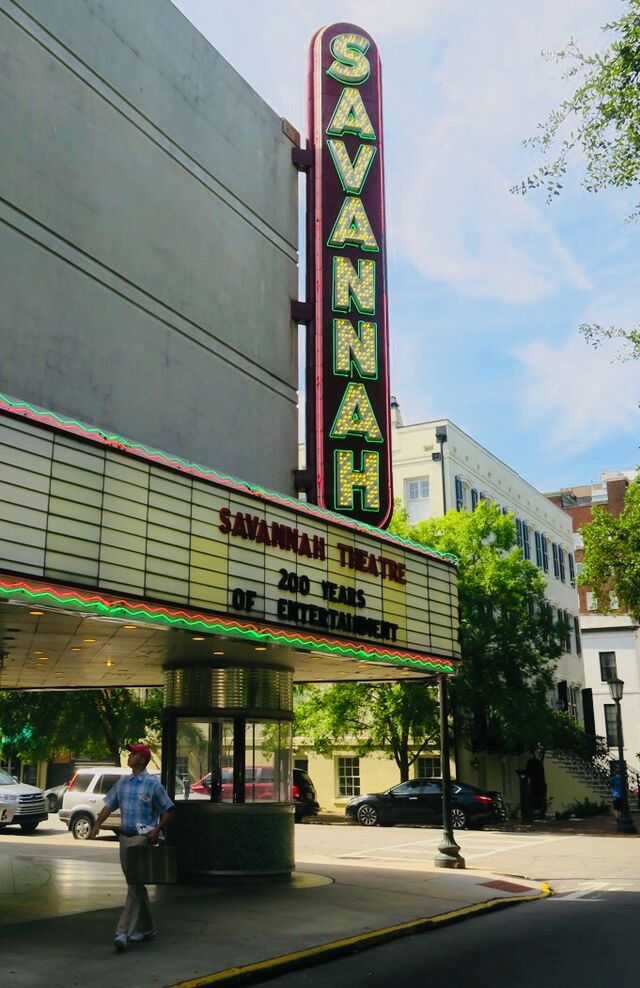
{"left": 0, "top": 768, "right": 48, "bottom": 832}
{"left": 60, "top": 766, "right": 184, "bottom": 839}
{"left": 0, "top": 796, "right": 16, "bottom": 825}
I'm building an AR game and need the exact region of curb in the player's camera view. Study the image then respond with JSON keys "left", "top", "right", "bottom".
{"left": 166, "top": 883, "right": 553, "bottom": 987}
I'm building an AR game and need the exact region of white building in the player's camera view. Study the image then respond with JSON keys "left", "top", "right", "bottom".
{"left": 548, "top": 470, "right": 640, "bottom": 773}
{"left": 390, "top": 405, "right": 584, "bottom": 716}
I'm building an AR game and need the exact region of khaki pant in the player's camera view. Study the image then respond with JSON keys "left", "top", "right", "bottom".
{"left": 117, "top": 834, "right": 153, "bottom": 937}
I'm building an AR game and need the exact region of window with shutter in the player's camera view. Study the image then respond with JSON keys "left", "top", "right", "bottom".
{"left": 471, "top": 488, "right": 478, "bottom": 510}
{"left": 568, "top": 554, "right": 575, "bottom": 586}
{"left": 552, "top": 542, "right": 560, "bottom": 578}
{"left": 599, "top": 651, "right": 617, "bottom": 681}
{"left": 522, "top": 522, "right": 531, "bottom": 560}
{"left": 558, "top": 548, "right": 566, "bottom": 583}
{"left": 541, "top": 535, "right": 549, "bottom": 573}
{"left": 535, "top": 530, "right": 543, "bottom": 568}
{"left": 573, "top": 616, "right": 581, "bottom": 655}
{"left": 604, "top": 705, "right": 620, "bottom": 747}
{"left": 556, "top": 680, "right": 568, "bottom": 712}
{"left": 516, "top": 518, "right": 523, "bottom": 548}
{"left": 455, "top": 476, "right": 464, "bottom": 511}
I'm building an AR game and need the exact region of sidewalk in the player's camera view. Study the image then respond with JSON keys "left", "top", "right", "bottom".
{"left": 309, "top": 808, "right": 640, "bottom": 836}
{"left": 0, "top": 851, "right": 549, "bottom": 988}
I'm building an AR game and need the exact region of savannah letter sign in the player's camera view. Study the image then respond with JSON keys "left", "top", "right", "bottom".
{"left": 307, "top": 24, "right": 392, "bottom": 528}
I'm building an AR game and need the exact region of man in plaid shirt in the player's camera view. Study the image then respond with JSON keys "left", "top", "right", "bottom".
{"left": 90, "top": 743, "right": 174, "bottom": 952}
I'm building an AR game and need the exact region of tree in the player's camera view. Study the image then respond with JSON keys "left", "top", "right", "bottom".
{"left": 391, "top": 502, "right": 565, "bottom": 755}
{"left": 514, "top": 1, "right": 640, "bottom": 216}
{"left": 513, "top": 0, "right": 640, "bottom": 358}
{"left": 294, "top": 681, "right": 439, "bottom": 782}
{"left": 0, "top": 688, "right": 164, "bottom": 766}
{"left": 579, "top": 473, "right": 640, "bottom": 621}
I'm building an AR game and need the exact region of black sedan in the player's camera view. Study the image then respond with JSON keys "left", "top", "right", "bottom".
{"left": 346, "top": 779, "right": 504, "bottom": 829}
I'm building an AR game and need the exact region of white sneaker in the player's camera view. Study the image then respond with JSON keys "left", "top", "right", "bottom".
{"left": 114, "top": 933, "right": 128, "bottom": 953}
{"left": 129, "top": 930, "right": 156, "bottom": 943}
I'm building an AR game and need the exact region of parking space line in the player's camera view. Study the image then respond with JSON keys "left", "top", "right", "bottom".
{"left": 462, "top": 835, "right": 578, "bottom": 861}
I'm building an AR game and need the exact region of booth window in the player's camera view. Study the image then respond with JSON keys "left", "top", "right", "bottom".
{"left": 174, "top": 717, "right": 291, "bottom": 803}
{"left": 337, "top": 757, "right": 360, "bottom": 797}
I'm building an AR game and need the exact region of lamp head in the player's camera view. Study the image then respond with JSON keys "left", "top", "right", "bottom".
{"left": 608, "top": 676, "right": 624, "bottom": 702}
{"left": 435, "top": 426, "right": 447, "bottom": 444}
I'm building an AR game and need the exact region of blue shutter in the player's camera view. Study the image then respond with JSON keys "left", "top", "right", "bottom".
{"left": 471, "top": 488, "right": 478, "bottom": 510}
{"left": 522, "top": 522, "right": 531, "bottom": 560}
{"left": 559, "top": 547, "right": 566, "bottom": 583}
{"left": 455, "top": 476, "right": 464, "bottom": 511}
{"left": 568, "top": 553, "right": 575, "bottom": 586}
{"left": 535, "top": 530, "right": 543, "bottom": 568}
{"left": 516, "top": 518, "right": 523, "bottom": 548}
{"left": 552, "top": 542, "right": 560, "bottom": 578}
{"left": 541, "top": 535, "right": 549, "bottom": 573}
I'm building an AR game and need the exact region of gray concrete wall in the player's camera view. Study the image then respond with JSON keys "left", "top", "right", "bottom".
{"left": 0, "top": 0, "right": 298, "bottom": 493}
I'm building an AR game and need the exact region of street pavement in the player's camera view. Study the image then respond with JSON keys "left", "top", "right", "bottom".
{"left": 259, "top": 887, "right": 640, "bottom": 987}
{"left": 0, "top": 815, "right": 637, "bottom": 987}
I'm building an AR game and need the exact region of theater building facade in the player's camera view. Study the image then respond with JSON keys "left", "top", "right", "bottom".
{"left": 0, "top": 1, "right": 460, "bottom": 877}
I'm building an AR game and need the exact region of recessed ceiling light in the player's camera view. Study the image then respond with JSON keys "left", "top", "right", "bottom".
{"left": 213, "top": 650, "right": 224, "bottom": 656}
{"left": 83, "top": 638, "right": 96, "bottom": 643}
{"left": 123, "top": 625, "right": 137, "bottom": 630}
{"left": 33, "top": 650, "right": 44, "bottom": 656}
{"left": 37, "top": 656, "right": 49, "bottom": 662}
{"left": 254, "top": 646, "right": 268, "bottom": 652}
{"left": 70, "top": 647, "right": 82, "bottom": 652}
{"left": 30, "top": 610, "right": 44, "bottom": 616}
{"left": 192, "top": 635, "right": 205, "bottom": 641}
{"left": 106, "top": 658, "right": 113, "bottom": 668}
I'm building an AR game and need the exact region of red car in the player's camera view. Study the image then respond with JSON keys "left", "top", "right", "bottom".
{"left": 189, "top": 767, "right": 319, "bottom": 820}
{"left": 190, "top": 766, "right": 275, "bottom": 801}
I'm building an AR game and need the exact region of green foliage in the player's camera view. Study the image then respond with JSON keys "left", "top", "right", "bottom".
{"left": 0, "top": 688, "right": 164, "bottom": 766}
{"left": 514, "top": 1, "right": 640, "bottom": 359}
{"left": 579, "top": 322, "right": 640, "bottom": 362}
{"left": 555, "top": 796, "right": 611, "bottom": 820}
{"left": 579, "top": 474, "right": 640, "bottom": 622}
{"left": 391, "top": 501, "right": 564, "bottom": 756}
{"left": 513, "top": 0, "right": 640, "bottom": 219}
{"left": 294, "top": 681, "right": 439, "bottom": 782}
{"left": 547, "top": 710, "right": 591, "bottom": 753}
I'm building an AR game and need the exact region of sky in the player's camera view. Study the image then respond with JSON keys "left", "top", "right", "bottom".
{"left": 171, "top": 0, "right": 640, "bottom": 493}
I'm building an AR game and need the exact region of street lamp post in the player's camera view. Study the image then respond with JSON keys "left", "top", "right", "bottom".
{"left": 434, "top": 673, "right": 465, "bottom": 869}
{"left": 434, "top": 425, "right": 448, "bottom": 513}
{"left": 608, "top": 677, "right": 637, "bottom": 835}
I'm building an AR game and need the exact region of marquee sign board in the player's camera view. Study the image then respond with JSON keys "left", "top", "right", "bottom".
{"left": 0, "top": 396, "right": 460, "bottom": 672}
{"left": 307, "top": 24, "right": 392, "bottom": 528}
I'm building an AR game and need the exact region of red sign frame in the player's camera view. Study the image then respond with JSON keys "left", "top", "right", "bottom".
{"left": 306, "top": 23, "right": 392, "bottom": 529}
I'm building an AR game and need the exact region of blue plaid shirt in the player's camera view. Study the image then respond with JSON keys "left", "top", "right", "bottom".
{"left": 103, "top": 770, "right": 173, "bottom": 832}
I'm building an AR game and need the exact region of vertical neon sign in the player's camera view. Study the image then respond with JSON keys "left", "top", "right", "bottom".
{"left": 306, "top": 24, "right": 392, "bottom": 529}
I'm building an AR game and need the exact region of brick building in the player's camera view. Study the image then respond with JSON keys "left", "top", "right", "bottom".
{"left": 547, "top": 471, "right": 640, "bottom": 770}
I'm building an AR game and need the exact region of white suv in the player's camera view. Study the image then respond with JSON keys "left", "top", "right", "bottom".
{"left": 60, "top": 766, "right": 130, "bottom": 840}
{"left": 60, "top": 766, "right": 183, "bottom": 839}
{"left": 0, "top": 768, "right": 48, "bottom": 833}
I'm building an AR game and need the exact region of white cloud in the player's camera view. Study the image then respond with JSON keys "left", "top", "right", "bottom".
{"left": 173, "top": 0, "right": 619, "bottom": 307}
{"left": 388, "top": 0, "right": 613, "bottom": 303}
{"left": 514, "top": 334, "right": 640, "bottom": 453}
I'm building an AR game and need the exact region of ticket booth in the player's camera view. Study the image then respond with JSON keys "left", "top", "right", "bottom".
{"left": 162, "top": 665, "right": 295, "bottom": 878}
